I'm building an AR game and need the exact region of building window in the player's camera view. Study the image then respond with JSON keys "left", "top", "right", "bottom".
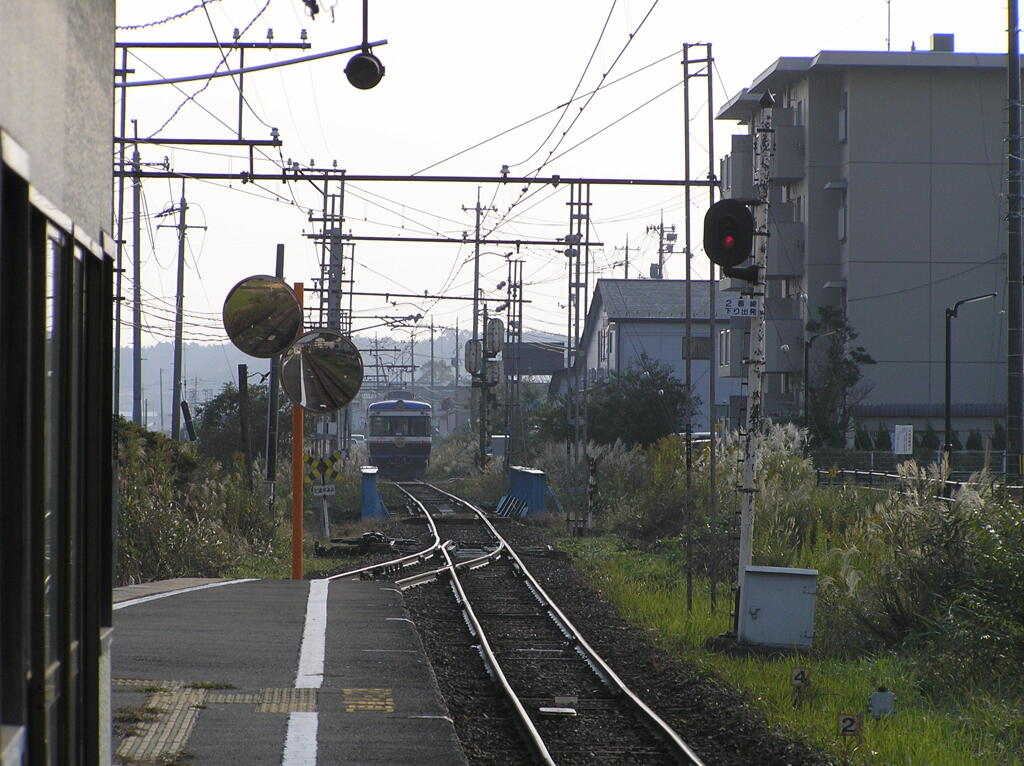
{"left": 682, "top": 336, "right": 711, "bottom": 360}
{"left": 838, "top": 202, "right": 847, "bottom": 241}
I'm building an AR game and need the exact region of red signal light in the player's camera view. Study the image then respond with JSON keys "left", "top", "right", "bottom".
{"left": 722, "top": 234, "right": 735, "bottom": 249}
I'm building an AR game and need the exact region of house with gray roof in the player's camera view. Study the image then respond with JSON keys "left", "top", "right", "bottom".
{"left": 578, "top": 279, "right": 744, "bottom": 431}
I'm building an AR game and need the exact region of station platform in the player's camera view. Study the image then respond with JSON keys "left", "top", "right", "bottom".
{"left": 112, "top": 577, "right": 467, "bottom": 766}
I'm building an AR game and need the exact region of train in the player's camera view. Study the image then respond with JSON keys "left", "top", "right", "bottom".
{"left": 366, "top": 398, "right": 433, "bottom": 478}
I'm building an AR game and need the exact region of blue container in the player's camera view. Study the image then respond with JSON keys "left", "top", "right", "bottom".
{"left": 508, "top": 466, "right": 549, "bottom": 516}
{"left": 360, "top": 466, "right": 386, "bottom": 519}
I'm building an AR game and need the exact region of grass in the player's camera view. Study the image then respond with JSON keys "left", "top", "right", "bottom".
{"left": 564, "top": 536, "right": 1024, "bottom": 766}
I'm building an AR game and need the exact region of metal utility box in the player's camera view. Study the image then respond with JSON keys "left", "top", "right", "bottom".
{"left": 738, "top": 566, "right": 817, "bottom": 649}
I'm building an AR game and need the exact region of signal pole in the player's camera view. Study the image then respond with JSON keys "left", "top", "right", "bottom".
{"left": 736, "top": 92, "right": 776, "bottom": 631}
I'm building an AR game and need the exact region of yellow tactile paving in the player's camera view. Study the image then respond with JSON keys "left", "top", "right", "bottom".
{"left": 116, "top": 689, "right": 207, "bottom": 760}
{"left": 342, "top": 688, "right": 395, "bottom": 713}
{"left": 115, "top": 680, "right": 322, "bottom": 761}
{"left": 257, "top": 688, "right": 319, "bottom": 713}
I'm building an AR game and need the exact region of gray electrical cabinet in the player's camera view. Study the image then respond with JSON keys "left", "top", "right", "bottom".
{"left": 738, "top": 566, "right": 818, "bottom": 649}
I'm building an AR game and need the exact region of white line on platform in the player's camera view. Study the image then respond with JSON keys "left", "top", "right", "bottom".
{"left": 282, "top": 578, "right": 329, "bottom": 766}
{"left": 282, "top": 712, "right": 318, "bottom": 765}
{"left": 295, "top": 579, "right": 329, "bottom": 688}
{"left": 113, "top": 579, "right": 258, "bottom": 610}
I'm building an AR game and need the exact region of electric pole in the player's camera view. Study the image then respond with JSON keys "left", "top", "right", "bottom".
{"left": 614, "top": 235, "right": 634, "bottom": 279}
{"left": 646, "top": 212, "right": 677, "bottom": 280}
{"left": 454, "top": 320, "right": 460, "bottom": 431}
{"left": 1008, "top": 0, "right": 1023, "bottom": 476}
{"left": 463, "top": 189, "right": 496, "bottom": 466}
{"left": 131, "top": 126, "right": 142, "bottom": 425}
{"left": 157, "top": 182, "right": 206, "bottom": 440}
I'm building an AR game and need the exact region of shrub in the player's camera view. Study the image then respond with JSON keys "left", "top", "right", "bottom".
{"left": 992, "top": 420, "right": 1007, "bottom": 450}
{"left": 854, "top": 427, "right": 873, "bottom": 450}
{"left": 874, "top": 422, "right": 892, "bottom": 450}
{"left": 965, "top": 429, "right": 983, "bottom": 450}
{"left": 918, "top": 423, "right": 941, "bottom": 449}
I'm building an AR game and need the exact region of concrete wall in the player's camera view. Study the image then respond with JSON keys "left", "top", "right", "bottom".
{"left": 842, "top": 65, "right": 1006, "bottom": 408}
{"left": 0, "top": 0, "right": 114, "bottom": 237}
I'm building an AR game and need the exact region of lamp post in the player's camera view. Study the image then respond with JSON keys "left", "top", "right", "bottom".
{"left": 803, "top": 329, "right": 838, "bottom": 448}
{"left": 944, "top": 292, "right": 998, "bottom": 462}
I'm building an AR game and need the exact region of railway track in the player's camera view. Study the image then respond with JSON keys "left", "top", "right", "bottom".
{"left": 368, "top": 481, "right": 706, "bottom": 766}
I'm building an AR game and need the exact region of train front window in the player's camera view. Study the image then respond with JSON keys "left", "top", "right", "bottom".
{"left": 369, "top": 414, "right": 430, "bottom": 436}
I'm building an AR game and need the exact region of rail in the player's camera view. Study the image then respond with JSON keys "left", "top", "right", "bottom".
{"left": 325, "top": 495, "right": 442, "bottom": 582}
{"left": 815, "top": 468, "right": 1024, "bottom": 503}
{"left": 423, "top": 482, "right": 708, "bottom": 766}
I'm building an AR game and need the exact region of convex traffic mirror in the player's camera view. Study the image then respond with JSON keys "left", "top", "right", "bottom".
{"left": 222, "top": 275, "right": 303, "bottom": 358}
{"left": 281, "top": 329, "right": 364, "bottom": 412}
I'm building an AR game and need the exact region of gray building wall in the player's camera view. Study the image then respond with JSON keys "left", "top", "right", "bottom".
{"left": 580, "top": 280, "right": 744, "bottom": 431}
{"left": 0, "top": 0, "right": 114, "bottom": 236}
{"left": 718, "top": 45, "right": 1008, "bottom": 439}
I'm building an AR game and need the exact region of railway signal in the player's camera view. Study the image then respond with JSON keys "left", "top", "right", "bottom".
{"left": 703, "top": 199, "right": 758, "bottom": 282}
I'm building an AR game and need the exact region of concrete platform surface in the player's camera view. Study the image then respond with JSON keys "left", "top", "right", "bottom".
{"left": 112, "top": 578, "right": 467, "bottom": 765}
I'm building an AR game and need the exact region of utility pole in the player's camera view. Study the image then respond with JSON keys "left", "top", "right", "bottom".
{"left": 131, "top": 123, "right": 143, "bottom": 425}
{"left": 265, "top": 245, "right": 285, "bottom": 514}
{"left": 410, "top": 324, "right": 416, "bottom": 396}
{"left": 702, "top": 42, "right": 720, "bottom": 611}
{"left": 454, "top": 320, "right": 460, "bottom": 431}
{"left": 503, "top": 258, "right": 524, "bottom": 468}
{"left": 646, "top": 212, "right": 676, "bottom": 280}
{"left": 159, "top": 369, "right": 165, "bottom": 432}
{"left": 683, "top": 43, "right": 695, "bottom": 613}
{"left": 429, "top": 320, "right": 435, "bottom": 409}
{"left": 463, "top": 189, "right": 497, "bottom": 466}
{"left": 1008, "top": 0, "right": 1023, "bottom": 477}
{"left": 157, "top": 182, "right": 205, "bottom": 440}
{"left": 613, "top": 235, "right": 634, "bottom": 279}
{"left": 239, "top": 364, "right": 253, "bottom": 490}
{"left": 565, "top": 183, "right": 593, "bottom": 531}
{"left": 736, "top": 92, "right": 776, "bottom": 635}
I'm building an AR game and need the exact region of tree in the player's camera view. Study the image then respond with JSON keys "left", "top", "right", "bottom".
{"left": 965, "top": 429, "right": 983, "bottom": 450}
{"left": 192, "top": 381, "right": 291, "bottom": 467}
{"left": 586, "top": 355, "right": 699, "bottom": 448}
{"left": 992, "top": 420, "right": 1007, "bottom": 450}
{"left": 854, "top": 427, "right": 873, "bottom": 450}
{"left": 918, "top": 423, "right": 941, "bottom": 450}
{"left": 874, "top": 422, "right": 892, "bottom": 450}
{"left": 415, "top": 359, "right": 454, "bottom": 385}
{"left": 805, "top": 306, "right": 876, "bottom": 448}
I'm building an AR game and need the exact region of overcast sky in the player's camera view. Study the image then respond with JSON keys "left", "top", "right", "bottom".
{"left": 115, "top": 0, "right": 1016, "bottom": 361}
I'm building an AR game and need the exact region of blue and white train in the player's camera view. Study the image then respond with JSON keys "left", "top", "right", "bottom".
{"left": 366, "top": 399, "right": 433, "bottom": 479}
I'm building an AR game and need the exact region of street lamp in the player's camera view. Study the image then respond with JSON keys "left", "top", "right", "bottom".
{"left": 803, "top": 329, "right": 838, "bottom": 448}
{"left": 944, "top": 292, "right": 998, "bottom": 461}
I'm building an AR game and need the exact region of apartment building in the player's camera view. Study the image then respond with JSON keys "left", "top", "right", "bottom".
{"left": 717, "top": 34, "right": 1007, "bottom": 440}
